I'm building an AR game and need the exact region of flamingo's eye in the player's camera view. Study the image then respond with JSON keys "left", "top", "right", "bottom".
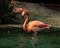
{"left": 21, "top": 15, "right": 24, "bottom": 18}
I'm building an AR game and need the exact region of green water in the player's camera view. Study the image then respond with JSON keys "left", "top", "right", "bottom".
{"left": 0, "top": 27, "right": 60, "bottom": 48}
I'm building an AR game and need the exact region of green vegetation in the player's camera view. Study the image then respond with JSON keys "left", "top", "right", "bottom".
{"left": 0, "top": 0, "right": 20, "bottom": 24}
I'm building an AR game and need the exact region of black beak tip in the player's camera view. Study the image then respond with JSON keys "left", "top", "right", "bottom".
{"left": 50, "top": 27, "right": 53, "bottom": 28}
{"left": 21, "top": 15, "right": 24, "bottom": 18}
{"left": 22, "top": 16, "right": 24, "bottom": 18}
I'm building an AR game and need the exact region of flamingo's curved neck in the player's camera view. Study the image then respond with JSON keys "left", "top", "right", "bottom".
{"left": 23, "top": 15, "right": 30, "bottom": 31}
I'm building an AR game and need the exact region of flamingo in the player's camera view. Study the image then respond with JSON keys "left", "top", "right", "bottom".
{"left": 10, "top": 1, "right": 50, "bottom": 47}
{"left": 11, "top": 3, "right": 50, "bottom": 47}
{"left": 21, "top": 10, "right": 50, "bottom": 48}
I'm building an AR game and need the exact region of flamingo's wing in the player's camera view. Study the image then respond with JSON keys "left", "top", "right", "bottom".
{"left": 27, "top": 26, "right": 40, "bottom": 32}
{"left": 33, "top": 26, "right": 46, "bottom": 32}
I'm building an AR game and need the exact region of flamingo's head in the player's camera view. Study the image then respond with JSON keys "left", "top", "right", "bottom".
{"left": 21, "top": 11, "right": 25, "bottom": 18}
{"left": 21, "top": 9, "right": 30, "bottom": 18}
{"left": 21, "top": 11, "right": 30, "bottom": 18}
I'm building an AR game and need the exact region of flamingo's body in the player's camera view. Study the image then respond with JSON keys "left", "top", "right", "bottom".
{"left": 27, "top": 21, "right": 50, "bottom": 32}
{"left": 23, "top": 15, "right": 50, "bottom": 33}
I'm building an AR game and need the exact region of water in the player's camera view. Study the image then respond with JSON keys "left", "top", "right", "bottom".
{"left": 0, "top": 27, "right": 60, "bottom": 48}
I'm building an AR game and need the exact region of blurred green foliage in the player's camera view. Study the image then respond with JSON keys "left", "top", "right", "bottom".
{"left": 0, "top": 0, "right": 24, "bottom": 24}
{"left": 0, "top": 0, "right": 16, "bottom": 24}
{"left": 0, "top": 0, "right": 13, "bottom": 15}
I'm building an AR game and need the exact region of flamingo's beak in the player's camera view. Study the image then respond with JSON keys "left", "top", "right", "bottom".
{"left": 21, "top": 15, "right": 24, "bottom": 18}
{"left": 21, "top": 11, "right": 25, "bottom": 18}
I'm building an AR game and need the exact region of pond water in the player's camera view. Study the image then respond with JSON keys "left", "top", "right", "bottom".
{"left": 0, "top": 27, "right": 60, "bottom": 48}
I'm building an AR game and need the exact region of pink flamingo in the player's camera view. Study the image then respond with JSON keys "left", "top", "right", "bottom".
{"left": 21, "top": 10, "right": 50, "bottom": 48}
{"left": 10, "top": 1, "right": 50, "bottom": 47}
{"left": 10, "top": 2, "right": 50, "bottom": 47}
{"left": 21, "top": 10, "right": 50, "bottom": 33}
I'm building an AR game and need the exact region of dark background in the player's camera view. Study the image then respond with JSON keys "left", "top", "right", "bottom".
{"left": 16, "top": 0, "right": 60, "bottom": 3}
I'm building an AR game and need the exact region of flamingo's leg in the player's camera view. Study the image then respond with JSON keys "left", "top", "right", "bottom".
{"left": 32, "top": 32, "right": 38, "bottom": 48}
